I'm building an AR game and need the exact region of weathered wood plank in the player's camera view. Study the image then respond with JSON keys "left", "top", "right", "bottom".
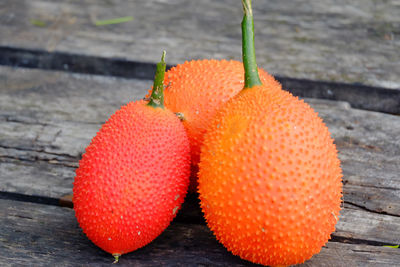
{"left": 1, "top": 66, "right": 399, "bottom": 216}
{"left": 0, "top": 0, "right": 399, "bottom": 89}
{"left": 0, "top": 66, "right": 149, "bottom": 123}
{"left": 1, "top": 199, "right": 400, "bottom": 266}
{"left": 306, "top": 98, "right": 400, "bottom": 217}
{"left": 304, "top": 242, "right": 400, "bottom": 267}
{"left": 335, "top": 207, "right": 400, "bottom": 246}
{"left": 0, "top": 199, "right": 257, "bottom": 266}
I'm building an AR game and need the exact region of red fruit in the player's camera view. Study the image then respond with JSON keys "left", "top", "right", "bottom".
{"left": 73, "top": 52, "right": 190, "bottom": 260}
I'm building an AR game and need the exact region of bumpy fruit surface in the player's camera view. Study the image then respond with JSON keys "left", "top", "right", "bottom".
{"left": 199, "top": 87, "right": 342, "bottom": 266}
{"left": 73, "top": 100, "right": 190, "bottom": 256}
{"left": 162, "top": 59, "right": 281, "bottom": 191}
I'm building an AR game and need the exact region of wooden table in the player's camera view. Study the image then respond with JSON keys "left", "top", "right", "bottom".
{"left": 1, "top": 0, "right": 399, "bottom": 266}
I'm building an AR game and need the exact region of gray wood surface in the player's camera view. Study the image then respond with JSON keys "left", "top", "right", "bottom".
{"left": 0, "top": 0, "right": 399, "bottom": 89}
{"left": 305, "top": 242, "right": 400, "bottom": 267}
{"left": 0, "top": 199, "right": 257, "bottom": 266}
{"left": 1, "top": 199, "right": 400, "bottom": 267}
{"left": 1, "top": 65, "right": 400, "bottom": 265}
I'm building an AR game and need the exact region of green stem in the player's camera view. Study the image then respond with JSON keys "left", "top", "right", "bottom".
{"left": 147, "top": 51, "right": 166, "bottom": 108}
{"left": 242, "top": 0, "right": 262, "bottom": 89}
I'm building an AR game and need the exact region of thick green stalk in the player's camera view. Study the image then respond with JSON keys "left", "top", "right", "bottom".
{"left": 242, "top": 0, "right": 262, "bottom": 89}
{"left": 147, "top": 51, "right": 166, "bottom": 108}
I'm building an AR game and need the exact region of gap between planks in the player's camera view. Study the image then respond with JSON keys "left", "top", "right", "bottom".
{"left": 0, "top": 46, "right": 399, "bottom": 115}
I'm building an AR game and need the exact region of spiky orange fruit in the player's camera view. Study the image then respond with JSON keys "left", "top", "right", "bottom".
{"left": 163, "top": 59, "right": 281, "bottom": 191}
{"left": 198, "top": 1, "right": 342, "bottom": 265}
{"left": 73, "top": 53, "right": 190, "bottom": 259}
{"left": 199, "top": 87, "right": 342, "bottom": 266}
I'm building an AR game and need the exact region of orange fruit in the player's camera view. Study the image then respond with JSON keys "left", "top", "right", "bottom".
{"left": 199, "top": 87, "right": 342, "bottom": 266}
{"left": 163, "top": 59, "right": 280, "bottom": 191}
{"left": 198, "top": 1, "right": 342, "bottom": 265}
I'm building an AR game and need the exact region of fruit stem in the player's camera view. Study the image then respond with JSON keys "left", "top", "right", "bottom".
{"left": 175, "top": 112, "right": 186, "bottom": 121}
{"left": 241, "top": 0, "right": 262, "bottom": 89}
{"left": 147, "top": 51, "right": 167, "bottom": 108}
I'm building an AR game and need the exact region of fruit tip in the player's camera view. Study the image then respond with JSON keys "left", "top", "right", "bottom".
{"left": 112, "top": 254, "right": 121, "bottom": 264}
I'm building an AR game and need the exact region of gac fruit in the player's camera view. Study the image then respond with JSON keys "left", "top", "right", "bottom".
{"left": 198, "top": 1, "right": 342, "bottom": 266}
{"left": 73, "top": 52, "right": 190, "bottom": 261}
{"left": 163, "top": 59, "right": 281, "bottom": 191}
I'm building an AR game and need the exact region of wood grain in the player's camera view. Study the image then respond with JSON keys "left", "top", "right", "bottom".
{"left": 1, "top": 199, "right": 400, "bottom": 266}
{"left": 0, "top": 0, "right": 399, "bottom": 89}
{"left": 305, "top": 242, "right": 400, "bottom": 267}
{"left": 0, "top": 199, "right": 258, "bottom": 266}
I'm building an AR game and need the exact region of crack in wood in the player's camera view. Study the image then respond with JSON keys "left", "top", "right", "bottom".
{"left": 344, "top": 181, "right": 400, "bottom": 192}
{"left": 10, "top": 214, "right": 34, "bottom": 220}
{"left": 0, "top": 191, "right": 59, "bottom": 206}
{"left": 0, "top": 154, "right": 78, "bottom": 168}
{"left": 330, "top": 235, "right": 397, "bottom": 247}
{"left": 50, "top": 129, "right": 63, "bottom": 145}
{"left": 0, "top": 144, "right": 78, "bottom": 160}
{"left": 344, "top": 201, "right": 400, "bottom": 218}
{"left": 0, "top": 46, "right": 158, "bottom": 80}
{"left": 0, "top": 114, "right": 103, "bottom": 127}
{"left": 351, "top": 249, "right": 381, "bottom": 253}
{"left": 2, "top": 115, "right": 50, "bottom": 127}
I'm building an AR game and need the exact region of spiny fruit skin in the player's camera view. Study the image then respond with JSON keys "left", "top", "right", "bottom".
{"left": 198, "top": 87, "right": 342, "bottom": 266}
{"left": 162, "top": 59, "right": 281, "bottom": 191}
{"left": 73, "top": 100, "right": 190, "bottom": 256}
